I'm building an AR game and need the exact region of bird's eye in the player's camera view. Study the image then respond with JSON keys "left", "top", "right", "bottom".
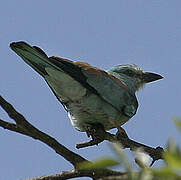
{"left": 124, "top": 70, "right": 134, "bottom": 76}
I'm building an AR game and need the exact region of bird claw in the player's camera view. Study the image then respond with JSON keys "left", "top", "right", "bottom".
{"left": 84, "top": 124, "right": 97, "bottom": 138}
{"left": 76, "top": 123, "right": 106, "bottom": 149}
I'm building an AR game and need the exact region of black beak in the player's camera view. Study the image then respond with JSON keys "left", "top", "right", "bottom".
{"left": 143, "top": 72, "right": 163, "bottom": 83}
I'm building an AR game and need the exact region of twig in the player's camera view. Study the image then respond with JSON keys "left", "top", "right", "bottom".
{"left": 0, "top": 95, "right": 86, "bottom": 168}
{"left": 76, "top": 123, "right": 164, "bottom": 165}
{"left": 26, "top": 169, "right": 126, "bottom": 180}
{"left": 0, "top": 95, "right": 164, "bottom": 179}
{"left": 0, "top": 95, "right": 129, "bottom": 180}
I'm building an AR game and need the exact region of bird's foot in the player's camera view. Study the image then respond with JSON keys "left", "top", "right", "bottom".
{"left": 76, "top": 123, "right": 106, "bottom": 149}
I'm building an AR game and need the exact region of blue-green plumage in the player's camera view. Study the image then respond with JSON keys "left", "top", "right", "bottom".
{"left": 10, "top": 41, "right": 163, "bottom": 132}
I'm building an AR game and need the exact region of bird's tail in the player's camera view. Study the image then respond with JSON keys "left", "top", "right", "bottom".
{"left": 10, "top": 41, "right": 59, "bottom": 77}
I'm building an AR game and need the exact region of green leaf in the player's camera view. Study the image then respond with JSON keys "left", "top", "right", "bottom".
{"left": 174, "top": 118, "right": 181, "bottom": 132}
{"left": 77, "top": 157, "right": 120, "bottom": 170}
{"left": 110, "top": 143, "right": 132, "bottom": 171}
{"left": 153, "top": 167, "right": 179, "bottom": 178}
{"left": 164, "top": 151, "right": 181, "bottom": 171}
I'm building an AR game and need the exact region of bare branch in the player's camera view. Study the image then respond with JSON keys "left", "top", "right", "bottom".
{"left": 0, "top": 95, "right": 129, "bottom": 179}
{"left": 26, "top": 169, "right": 127, "bottom": 180}
{"left": 0, "top": 95, "right": 87, "bottom": 168}
{"left": 0, "top": 95, "right": 164, "bottom": 179}
{"left": 76, "top": 123, "right": 164, "bottom": 165}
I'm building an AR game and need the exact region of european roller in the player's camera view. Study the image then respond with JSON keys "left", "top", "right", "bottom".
{"left": 10, "top": 41, "right": 163, "bottom": 134}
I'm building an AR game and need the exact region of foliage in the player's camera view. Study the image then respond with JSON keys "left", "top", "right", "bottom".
{"left": 78, "top": 119, "right": 181, "bottom": 180}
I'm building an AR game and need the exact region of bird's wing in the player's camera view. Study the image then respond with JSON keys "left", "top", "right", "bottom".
{"left": 73, "top": 61, "right": 138, "bottom": 117}
{"left": 49, "top": 57, "right": 138, "bottom": 117}
{"left": 10, "top": 41, "right": 138, "bottom": 117}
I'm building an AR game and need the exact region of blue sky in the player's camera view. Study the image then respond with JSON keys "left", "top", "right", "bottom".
{"left": 1, "top": 1, "right": 181, "bottom": 180}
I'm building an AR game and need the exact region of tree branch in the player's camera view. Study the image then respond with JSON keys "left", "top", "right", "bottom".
{"left": 26, "top": 169, "right": 127, "bottom": 180}
{"left": 76, "top": 123, "right": 164, "bottom": 166}
{"left": 0, "top": 95, "right": 86, "bottom": 168}
{"left": 0, "top": 95, "right": 129, "bottom": 179}
{"left": 0, "top": 95, "right": 165, "bottom": 179}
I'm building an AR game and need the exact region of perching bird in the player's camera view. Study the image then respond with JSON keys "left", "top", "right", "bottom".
{"left": 10, "top": 41, "right": 163, "bottom": 133}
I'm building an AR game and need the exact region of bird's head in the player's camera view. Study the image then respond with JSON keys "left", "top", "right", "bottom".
{"left": 107, "top": 64, "right": 163, "bottom": 92}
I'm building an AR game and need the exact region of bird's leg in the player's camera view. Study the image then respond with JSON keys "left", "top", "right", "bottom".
{"left": 108, "top": 118, "right": 129, "bottom": 139}
{"left": 85, "top": 123, "right": 106, "bottom": 141}
{"left": 116, "top": 126, "right": 129, "bottom": 139}
{"left": 76, "top": 123, "right": 106, "bottom": 149}
{"left": 83, "top": 123, "right": 96, "bottom": 138}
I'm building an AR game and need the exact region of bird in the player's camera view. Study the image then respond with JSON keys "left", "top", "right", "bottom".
{"left": 10, "top": 41, "right": 163, "bottom": 134}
